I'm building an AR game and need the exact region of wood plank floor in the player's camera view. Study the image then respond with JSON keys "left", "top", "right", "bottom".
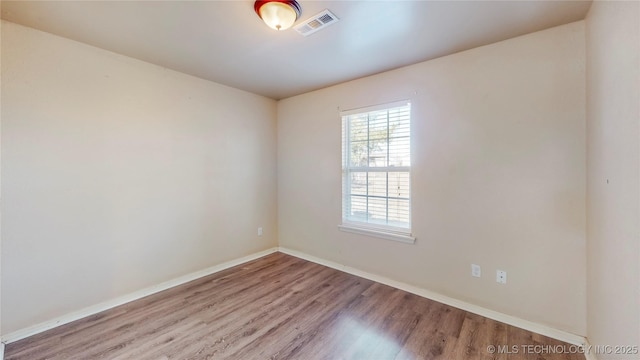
{"left": 6, "top": 252, "right": 585, "bottom": 360}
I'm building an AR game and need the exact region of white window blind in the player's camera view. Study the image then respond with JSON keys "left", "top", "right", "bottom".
{"left": 341, "top": 101, "right": 412, "bottom": 237}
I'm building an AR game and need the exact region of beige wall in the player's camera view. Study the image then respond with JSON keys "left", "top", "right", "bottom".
{"left": 278, "top": 22, "right": 587, "bottom": 335}
{"left": 586, "top": 1, "right": 640, "bottom": 357}
{"left": 1, "top": 21, "right": 278, "bottom": 334}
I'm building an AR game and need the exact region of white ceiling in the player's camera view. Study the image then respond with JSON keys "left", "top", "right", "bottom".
{"left": 1, "top": 1, "right": 592, "bottom": 100}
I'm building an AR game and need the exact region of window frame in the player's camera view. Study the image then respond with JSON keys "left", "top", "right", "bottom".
{"left": 339, "top": 100, "right": 416, "bottom": 244}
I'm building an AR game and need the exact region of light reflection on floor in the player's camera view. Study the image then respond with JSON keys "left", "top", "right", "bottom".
{"left": 334, "top": 316, "right": 405, "bottom": 359}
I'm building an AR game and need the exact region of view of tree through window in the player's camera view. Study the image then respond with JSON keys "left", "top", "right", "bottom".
{"left": 342, "top": 102, "right": 411, "bottom": 231}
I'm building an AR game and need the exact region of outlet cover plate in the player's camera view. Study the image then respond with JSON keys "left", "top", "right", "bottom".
{"left": 471, "top": 264, "right": 481, "bottom": 278}
{"left": 496, "top": 270, "right": 507, "bottom": 284}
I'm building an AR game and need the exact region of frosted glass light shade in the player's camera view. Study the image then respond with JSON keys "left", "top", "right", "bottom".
{"left": 255, "top": 1, "right": 301, "bottom": 31}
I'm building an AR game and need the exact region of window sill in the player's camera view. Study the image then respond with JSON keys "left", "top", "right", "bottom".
{"left": 338, "top": 224, "right": 416, "bottom": 244}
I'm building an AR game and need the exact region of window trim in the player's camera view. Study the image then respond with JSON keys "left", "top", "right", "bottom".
{"left": 338, "top": 223, "right": 416, "bottom": 244}
{"left": 339, "top": 100, "right": 415, "bottom": 244}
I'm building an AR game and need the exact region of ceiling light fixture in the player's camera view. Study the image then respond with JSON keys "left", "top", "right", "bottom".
{"left": 254, "top": 0, "right": 302, "bottom": 31}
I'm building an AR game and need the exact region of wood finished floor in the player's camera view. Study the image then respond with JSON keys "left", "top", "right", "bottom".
{"left": 6, "top": 253, "right": 585, "bottom": 360}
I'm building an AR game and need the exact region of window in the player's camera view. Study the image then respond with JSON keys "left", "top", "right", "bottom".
{"left": 340, "top": 101, "right": 414, "bottom": 243}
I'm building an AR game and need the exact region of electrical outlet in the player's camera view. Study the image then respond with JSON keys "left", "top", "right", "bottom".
{"left": 258, "top": 227, "right": 263, "bottom": 236}
{"left": 496, "top": 270, "right": 507, "bottom": 284}
{"left": 471, "top": 264, "right": 481, "bottom": 278}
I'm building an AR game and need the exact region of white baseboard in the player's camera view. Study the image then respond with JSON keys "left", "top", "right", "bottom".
{"left": 1, "top": 247, "right": 278, "bottom": 344}
{"left": 278, "top": 246, "right": 588, "bottom": 348}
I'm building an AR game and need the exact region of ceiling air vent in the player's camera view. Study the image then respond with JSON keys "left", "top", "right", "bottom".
{"left": 294, "top": 9, "right": 339, "bottom": 37}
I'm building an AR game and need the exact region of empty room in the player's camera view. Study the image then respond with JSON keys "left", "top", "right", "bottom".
{"left": 1, "top": 1, "right": 638, "bottom": 359}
